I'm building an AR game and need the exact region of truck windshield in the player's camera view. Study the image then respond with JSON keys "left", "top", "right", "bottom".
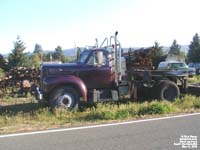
{"left": 77, "top": 51, "right": 90, "bottom": 63}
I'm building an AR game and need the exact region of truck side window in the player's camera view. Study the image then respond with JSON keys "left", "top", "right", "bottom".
{"left": 87, "top": 53, "right": 97, "bottom": 65}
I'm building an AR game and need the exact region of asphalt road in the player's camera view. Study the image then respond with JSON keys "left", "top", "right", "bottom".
{"left": 0, "top": 114, "right": 199, "bottom": 150}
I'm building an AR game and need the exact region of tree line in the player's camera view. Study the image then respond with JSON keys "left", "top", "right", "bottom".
{"left": 0, "top": 36, "right": 70, "bottom": 73}
{"left": 151, "top": 33, "right": 200, "bottom": 68}
{"left": 0, "top": 33, "right": 200, "bottom": 73}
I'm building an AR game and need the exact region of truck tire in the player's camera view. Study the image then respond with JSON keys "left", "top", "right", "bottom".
{"left": 49, "top": 86, "right": 80, "bottom": 110}
{"left": 156, "top": 80, "right": 180, "bottom": 101}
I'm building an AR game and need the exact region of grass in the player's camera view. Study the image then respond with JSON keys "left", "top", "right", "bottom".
{"left": 188, "top": 75, "right": 200, "bottom": 84}
{"left": 1, "top": 95, "right": 200, "bottom": 134}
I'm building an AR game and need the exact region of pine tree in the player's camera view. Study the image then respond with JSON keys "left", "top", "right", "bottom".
{"left": 0, "top": 54, "right": 7, "bottom": 71}
{"left": 33, "top": 43, "right": 45, "bottom": 62}
{"left": 169, "top": 40, "right": 181, "bottom": 55}
{"left": 187, "top": 33, "right": 200, "bottom": 62}
{"left": 8, "top": 36, "right": 26, "bottom": 68}
{"left": 33, "top": 43, "right": 43, "bottom": 53}
{"left": 152, "top": 41, "right": 164, "bottom": 68}
{"left": 53, "top": 45, "right": 66, "bottom": 62}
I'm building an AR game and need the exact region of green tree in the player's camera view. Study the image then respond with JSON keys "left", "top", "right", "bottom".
{"left": 33, "top": 43, "right": 43, "bottom": 53}
{"left": 53, "top": 45, "right": 66, "bottom": 62}
{"left": 33, "top": 43, "right": 44, "bottom": 63}
{"left": 45, "top": 52, "right": 53, "bottom": 62}
{"left": 169, "top": 40, "right": 181, "bottom": 55}
{"left": 0, "top": 54, "right": 8, "bottom": 71}
{"left": 31, "top": 53, "right": 41, "bottom": 67}
{"left": 0, "top": 54, "right": 5, "bottom": 68}
{"left": 8, "top": 36, "right": 26, "bottom": 68}
{"left": 187, "top": 33, "right": 200, "bottom": 62}
{"left": 20, "top": 52, "right": 41, "bottom": 68}
{"left": 152, "top": 41, "right": 164, "bottom": 69}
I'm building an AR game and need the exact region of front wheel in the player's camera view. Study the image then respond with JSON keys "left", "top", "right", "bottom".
{"left": 49, "top": 86, "right": 80, "bottom": 110}
{"left": 156, "top": 80, "right": 180, "bottom": 101}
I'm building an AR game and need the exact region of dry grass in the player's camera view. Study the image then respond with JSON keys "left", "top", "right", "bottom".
{"left": 188, "top": 75, "right": 200, "bottom": 84}
{"left": 0, "top": 95, "right": 200, "bottom": 134}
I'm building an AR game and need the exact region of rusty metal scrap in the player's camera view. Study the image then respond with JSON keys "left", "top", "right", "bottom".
{"left": 123, "top": 47, "right": 154, "bottom": 70}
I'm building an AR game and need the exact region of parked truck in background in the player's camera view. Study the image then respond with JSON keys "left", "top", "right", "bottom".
{"left": 36, "top": 32, "right": 190, "bottom": 110}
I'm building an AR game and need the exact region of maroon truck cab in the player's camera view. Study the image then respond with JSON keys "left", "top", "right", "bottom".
{"left": 38, "top": 49, "right": 116, "bottom": 109}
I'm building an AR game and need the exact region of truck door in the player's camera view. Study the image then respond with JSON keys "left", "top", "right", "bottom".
{"left": 81, "top": 50, "right": 115, "bottom": 89}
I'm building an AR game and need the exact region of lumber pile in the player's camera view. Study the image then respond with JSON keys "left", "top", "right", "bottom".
{"left": 123, "top": 47, "right": 154, "bottom": 70}
{"left": 0, "top": 67, "right": 40, "bottom": 97}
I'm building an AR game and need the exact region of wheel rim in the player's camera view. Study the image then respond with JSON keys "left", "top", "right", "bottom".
{"left": 56, "top": 94, "right": 73, "bottom": 108}
{"left": 163, "top": 86, "right": 176, "bottom": 100}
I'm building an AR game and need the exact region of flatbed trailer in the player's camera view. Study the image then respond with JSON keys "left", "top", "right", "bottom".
{"left": 123, "top": 68, "right": 188, "bottom": 101}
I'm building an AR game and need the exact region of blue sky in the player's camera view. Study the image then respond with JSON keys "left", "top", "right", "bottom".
{"left": 0, "top": 0, "right": 200, "bottom": 54}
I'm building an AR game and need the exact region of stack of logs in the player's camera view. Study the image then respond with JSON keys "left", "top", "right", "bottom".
{"left": 0, "top": 67, "right": 40, "bottom": 98}
{"left": 123, "top": 47, "right": 154, "bottom": 70}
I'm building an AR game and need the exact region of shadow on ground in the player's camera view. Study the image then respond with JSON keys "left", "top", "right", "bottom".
{"left": 0, "top": 97, "right": 152, "bottom": 116}
{"left": 0, "top": 102, "right": 47, "bottom": 116}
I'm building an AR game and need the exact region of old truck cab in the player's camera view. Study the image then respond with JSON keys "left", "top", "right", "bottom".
{"left": 38, "top": 47, "right": 121, "bottom": 109}
{"left": 36, "top": 32, "right": 126, "bottom": 110}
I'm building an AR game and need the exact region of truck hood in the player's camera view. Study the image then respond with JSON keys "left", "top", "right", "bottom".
{"left": 42, "top": 62, "right": 85, "bottom": 75}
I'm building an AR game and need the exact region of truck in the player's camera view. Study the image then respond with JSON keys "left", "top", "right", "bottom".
{"left": 36, "top": 32, "right": 189, "bottom": 110}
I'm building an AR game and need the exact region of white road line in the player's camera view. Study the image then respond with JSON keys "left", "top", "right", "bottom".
{"left": 0, "top": 112, "right": 200, "bottom": 138}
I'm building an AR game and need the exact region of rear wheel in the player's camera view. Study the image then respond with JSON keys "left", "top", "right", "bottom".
{"left": 49, "top": 86, "right": 80, "bottom": 110}
{"left": 156, "top": 80, "right": 180, "bottom": 101}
